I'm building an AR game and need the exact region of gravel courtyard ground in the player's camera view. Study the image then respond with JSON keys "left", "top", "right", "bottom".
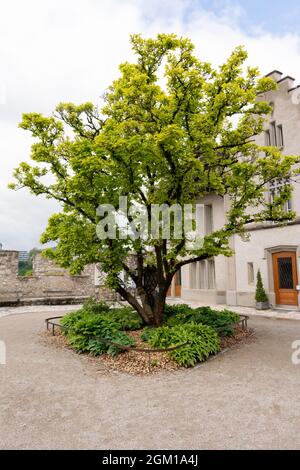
{"left": 1, "top": 307, "right": 300, "bottom": 449}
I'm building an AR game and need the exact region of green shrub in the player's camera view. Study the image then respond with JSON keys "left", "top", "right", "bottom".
{"left": 81, "top": 297, "right": 111, "bottom": 314}
{"left": 62, "top": 300, "right": 143, "bottom": 331}
{"left": 60, "top": 309, "right": 90, "bottom": 330}
{"left": 165, "top": 305, "right": 240, "bottom": 336}
{"left": 144, "top": 323, "right": 220, "bottom": 367}
{"left": 105, "top": 307, "right": 143, "bottom": 330}
{"left": 163, "top": 303, "right": 193, "bottom": 318}
{"left": 88, "top": 331, "right": 135, "bottom": 357}
{"left": 63, "top": 314, "right": 120, "bottom": 353}
{"left": 255, "top": 270, "right": 268, "bottom": 303}
{"left": 60, "top": 299, "right": 112, "bottom": 332}
{"left": 67, "top": 332, "right": 91, "bottom": 352}
{"left": 60, "top": 308, "right": 135, "bottom": 355}
{"left": 140, "top": 327, "right": 154, "bottom": 342}
{"left": 69, "top": 314, "right": 119, "bottom": 337}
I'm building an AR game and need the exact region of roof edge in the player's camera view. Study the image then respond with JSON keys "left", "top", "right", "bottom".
{"left": 265, "top": 70, "right": 283, "bottom": 78}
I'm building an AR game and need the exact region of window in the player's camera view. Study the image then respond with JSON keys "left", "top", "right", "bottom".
{"left": 269, "top": 178, "right": 292, "bottom": 213}
{"left": 190, "top": 263, "right": 197, "bottom": 289}
{"left": 207, "top": 259, "right": 215, "bottom": 289}
{"left": 277, "top": 124, "right": 284, "bottom": 148}
{"left": 270, "top": 121, "right": 277, "bottom": 146}
{"left": 278, "top": 257, "right": 293, "bottom": 289}
{"left": 265, "top": 130, "right": 271, "bottom": 146}
{"left": 189, "top": 259, "right": 215, "bottom": 289}
{"left": 199, "top": 260, "right": 207, "bottom": 289}
{"left": 204, "top": 205, "right": 213, "bottom": 235}
{"left": 265, "top": 121, "right": 284, "bottom": 148}
{"left": 247, "top": 262, "right": 254, "bottom": 285}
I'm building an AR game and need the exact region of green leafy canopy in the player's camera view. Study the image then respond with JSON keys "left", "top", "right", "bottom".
{"left": 10, "top": 33, "right": 300, "bottom": 324}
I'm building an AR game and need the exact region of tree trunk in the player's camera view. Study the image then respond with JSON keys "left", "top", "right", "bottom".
{"left": 117, "top": 285, "right": 169, "bottom": 326}
{"left": 116, "top": 267, "right": 173, "bottom": 326}
{"left": 153, "top": 296, "right": 166, "bottom": 326}
{"left": 137, "top": 281, "right": 169, "bottom": 326}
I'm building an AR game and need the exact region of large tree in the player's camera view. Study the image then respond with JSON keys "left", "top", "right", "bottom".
{"left": 11, "top": 34, "right": 299, "bottom": 325}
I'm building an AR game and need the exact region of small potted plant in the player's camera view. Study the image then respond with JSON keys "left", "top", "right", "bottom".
{"left": 255, "top": 270, "right": 269, "bottom": 310}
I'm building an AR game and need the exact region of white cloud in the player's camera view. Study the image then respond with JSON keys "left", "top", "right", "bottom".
{"left": 1, "top": 0, "right": 300, "bottom": 249}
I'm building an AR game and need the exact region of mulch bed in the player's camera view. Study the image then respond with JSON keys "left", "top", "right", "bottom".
{"left": 99, "top": 329, "right": 181, "bottom": 375}
{"left": 45, "top": 323, "right": 254, "bottom": 376}
{"left": 220, "top": 325, "right": 254, "bottom": 349}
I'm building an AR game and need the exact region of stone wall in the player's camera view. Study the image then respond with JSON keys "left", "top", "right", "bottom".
{"left": 0, "top": 251, "right": 98, "bottom": 306}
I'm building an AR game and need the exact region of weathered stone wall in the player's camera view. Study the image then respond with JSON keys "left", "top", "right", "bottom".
{"left": 0, "top": 251, "right": 97, "bottom": 306}
{"left": 0, "top": 251, "right": 19, "bottom": 302}
{"left": 0, "top": 250, "right": 139, "bottom": 306}
{"left": 32, "top": 255, "right": 67, "bottom": 276}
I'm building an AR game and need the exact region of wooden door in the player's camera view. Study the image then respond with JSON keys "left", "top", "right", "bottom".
{"left": 175, "top": 269, "right": 181, "bottom": 297}
{"left": 166, "top": 269, "right": 182, "bottom": 297}
{"left": 167, "top": 285, "right": 172, "bottom": 297}
{"left": 272, "top": 252, "right": 298, "bottom": 306}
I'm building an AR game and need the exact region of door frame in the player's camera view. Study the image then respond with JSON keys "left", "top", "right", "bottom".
{"left": 263, "top": 244, "right": 300, "bottom": 309}
{"left": 265, "top": 245, "right": 299, "bottom": 308}
{"left": 174, "top": 270, "right": 181, "bottom": 297}
{"left": 167, "top": 269, "right": 181, "bottom": 297}
{"left": 272, "top": 251, "right": 298, "bottom": 306}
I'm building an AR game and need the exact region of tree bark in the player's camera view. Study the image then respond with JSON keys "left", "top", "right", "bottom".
{"left": 116, "top": 264, "right": 173, "bottom": 326}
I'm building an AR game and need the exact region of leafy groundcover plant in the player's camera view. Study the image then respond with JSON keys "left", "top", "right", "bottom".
{"left": 60, "top": 299, "right": 240, "bottom": 367}
{"left": 164, "top": 304, "right": 240, "bottom": 336}
{"left": 141, "top": 323, "right": 220, "bottom": 367}
{"left": 60, "top": 300, "right": 142, "bottom": 356}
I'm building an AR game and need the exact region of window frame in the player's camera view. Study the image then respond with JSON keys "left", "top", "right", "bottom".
{"left": 247, "top": 262, "right": 254, "bottom": 285}
{"left": 269, "top": 177, "right": 292, "bottom": 213}
{"left": 277, "top": 124, "right": 284, "bottom": 148}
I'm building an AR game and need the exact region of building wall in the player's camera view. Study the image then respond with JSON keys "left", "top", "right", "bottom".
{"left": 232, "top": 225, "right": 300, "bottom": 307}
{"left": 181, "top": 71, "right": 300, "bottom": 309}
{"left": 256, "top": 72, "right": 300, "bottom": 215}
{"left": 231, "top": 72, "right": 300, "bottom": 308}
{"left": 181, "top": 194, "right": 227, "bottom": 304}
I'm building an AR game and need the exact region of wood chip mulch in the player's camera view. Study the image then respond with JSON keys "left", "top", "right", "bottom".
{"left": 220, "top": 325, "right": 255, "bottom": 349}
{"left": 44, "top": 324, "right": 254, "bottom": 376}
{"left": 99, "top": 329, "right": 181, "bottom": 375}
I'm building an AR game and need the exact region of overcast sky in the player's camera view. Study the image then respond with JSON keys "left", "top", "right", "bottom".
{"left": 1, "top": 0, "right": 300, "bottom": 250}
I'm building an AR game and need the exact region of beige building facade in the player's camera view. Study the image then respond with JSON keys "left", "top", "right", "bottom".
{"left": 178, "top": 71, "right": 300, "bottom": 309}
